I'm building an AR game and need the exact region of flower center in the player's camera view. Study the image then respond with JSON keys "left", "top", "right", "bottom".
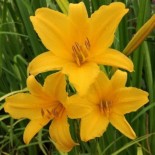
{"left": 52, "top": 103, "right": 64, "bottom": 117}
{"left": 41, "top": 102, "right": 64, "bottom": 119}
{"left": 99, "top": 100, "right": 111, "bottom": 116}
{"left": 72, "top": 37, "right": 90, "bottom": 66}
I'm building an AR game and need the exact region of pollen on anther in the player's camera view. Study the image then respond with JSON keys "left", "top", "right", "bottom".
{"left": 72, "top": 38, "right": 90, "bottom": 66}
{"left": 99, "top": 100, "right": 110, "bottom": 116}
{"left": 85, "top": 37, "right": 91, "bottom": 50}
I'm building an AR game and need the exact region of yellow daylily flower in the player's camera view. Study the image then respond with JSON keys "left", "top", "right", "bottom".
{"left": 80, "top": 70, "right": 149, "bottom": 141}
{"left": 28, "top": 2, "right": 133, "bottom": 95}
{"left": 4, "top": 72, "right": 91, "bottom": 152}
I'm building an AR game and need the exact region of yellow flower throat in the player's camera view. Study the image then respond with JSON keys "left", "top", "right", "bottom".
{"left": 72, "top": 37, "right": 90, "bottom": 66}
{"left": 41, "top": 102, "right": 64, "bottom": 119}
{"left": 99, "top": 100, "right": 110, "bottom": 116}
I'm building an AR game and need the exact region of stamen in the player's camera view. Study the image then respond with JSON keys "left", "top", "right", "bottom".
{"left": 72, "top": 37, "right": 91, "bottom": 66}
{"left": 100, "top": 100, "right": 110, "bottom": 116}
{"left": 75, "top": 42, "right": 82, "bottom": 51}
{"left": 41, "top": 108, "right": 52, "bottom": 119}
{"left": 85, "top": 37, "right": 90, "bottom": 50}
{"left": 41, "top": 109, "right": 44, "bottom": 116}
{"left": 72, "top": 46, "right": 81, "bottom": 66}
{"left": 73, "top": 43, "right": 84, "bottom": 61}
{"left": 52, "top": 103, "right": 64, "bottom": 117}
{"left": 41, "top": 102, "right": 64, "bottom": 119}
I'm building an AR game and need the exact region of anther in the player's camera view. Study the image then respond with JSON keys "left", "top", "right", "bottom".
{"left": 100, "top": 100, "right": 110, "bottom": 116}
{"left": 85, "top": 37, "right": 90, "bottom": 50}
{"left": 72, "top": 37, "right": 91, "bottom": 66}
{"left": 41, "top": 109, "right": 44, "bottom": 116}
{"left": 75, "top": 42, "right": 82, "bottom": 51}
{"left": 52, "top": 103, "right": 64, "bottom": 117}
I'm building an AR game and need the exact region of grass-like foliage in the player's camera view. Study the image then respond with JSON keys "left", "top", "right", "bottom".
{"left": 0, "top": 0, "right": 155, "bottom": 155}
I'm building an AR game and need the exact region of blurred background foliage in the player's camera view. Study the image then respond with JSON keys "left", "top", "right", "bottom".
{"left": 0, "top": 0, "right": 155, "bottom": 155}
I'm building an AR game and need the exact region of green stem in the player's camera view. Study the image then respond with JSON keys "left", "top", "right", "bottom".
{"left": 143, "top": 41, "right": 155, "bottom": 154}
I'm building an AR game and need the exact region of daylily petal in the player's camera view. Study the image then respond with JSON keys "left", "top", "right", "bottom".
{"left": 69, "top": 2, "right": 88, "bottom": 28}
{"left": 68, "top": 2, "right": 89, "bottom": 43}
{"left": 90, "top": 71, "right": 111, "bottom": 100}
{"left": 80, "top": 107, "right": 109, "bottom": 141}
{"left": 112, "top": 87, "right": 149, "bottom": 114}
{"left": 23, "top": 118, "right": 50, "bottom": 144}
{"left": 110, "top": 113, "right": 136, "bottom": 139}
{"left": 43, "top": 72, "right": 67, "bottom": 103}
{"left": 4, "top": 93, "right": 45, "bottom": 119}
{"left": 90, "top": 48, "right": 133, "bottom": 72}
{"left": 28, "top": 52, "right": 68, "bottom": 76}
{"left": 30, "top": 8, "right": 72, "bottom": 59}
{"left": 86, "top": 85, "right": 101, "bottom": 105}
{"left": 62, "top": 62, "right": 100, "bottom": 95}
{"left": 111, "top": 70, "right": 127, "bottom": 89}
{"left": 90, "top": 2, "right": 128, "bottom": 50}
{"left": 66, "top": 95, "right": 92, "bottom": 119}
{"left": 27, "top": 75, "right": 44, "bottom": 97}
{"left": 49, "top": 112, "right": 77, "bottom": 152}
